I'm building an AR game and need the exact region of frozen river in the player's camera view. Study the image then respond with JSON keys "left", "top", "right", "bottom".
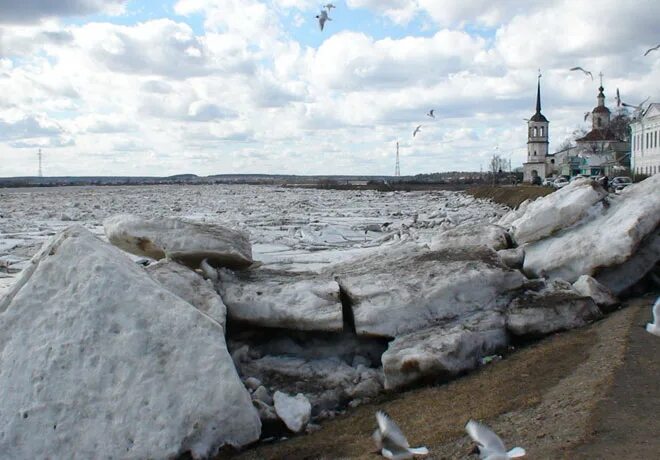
{"left": 0, "top": 184, "right": 508, "bottom": 296}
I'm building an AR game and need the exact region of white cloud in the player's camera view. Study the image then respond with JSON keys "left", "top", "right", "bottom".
{"left": 0, "top": 0, "right": 658, "bottom": 177}
{"left": 0, "top": 0, "right": 127, "bottom": 24}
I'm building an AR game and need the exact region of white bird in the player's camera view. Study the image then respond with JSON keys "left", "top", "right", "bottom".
{"left": 316, "top": 10, "right": 331, "bottom": 31}
{"left": 646, "top": 297, "right": 660, "bottom": 336}
{"left": 615, "top": 88, "right": 621, "bottom": 107}
{"left": 644, "top": 44, "right": 660, "bottom": 56}
{"left": 324, "top": 3, "right": 336, "bottom": 11}
{"left": 373, "top": 411, "right": 429, "bottom": 459}
{"left": 569, "top": 67, "right": 593, "bottom": 80}
{"left": 413, "top": 125, "right": 422, "bottom": 137}
{"left": 465, "top": 420, "right": 526, "bottom": 460}
{"left": 427, "top": 109, "right": 435, "bottom": 118}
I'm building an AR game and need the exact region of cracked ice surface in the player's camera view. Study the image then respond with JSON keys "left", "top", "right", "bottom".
{"left": 0, "top": 185, "right": 508, "bottom": 297}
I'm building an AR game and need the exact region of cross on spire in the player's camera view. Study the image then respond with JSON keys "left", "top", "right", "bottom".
{"left": 599, "top": 71, "right": 603, "bottom": 87}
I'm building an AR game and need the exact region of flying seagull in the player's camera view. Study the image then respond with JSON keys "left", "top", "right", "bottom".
{"left": 570, "top": 67, "right": 593, "bottom": 80}
{"left": 622, "top": 97, "right": 650, "bottom": 110}
{"left": 615, "top": 88, "right": 621, "bottom": 107}
{"left": 465, "top": 420, "right": 526, "bottom": 460}
{"left": 413, "top": 125, "right": 422, "bottom": 137}
{"left": 644, "top": 44, "right": 660, "bottom": 56}
{"left": 647, "top": 297, "right": 660, "bottom": 336}
{"left": 427, "top": 109, "right": 435, "bottom": 118}
{"left": 316, "top": 10, "right": 331, "bottom": 31}
{"left": 324, "top": 3, "right": 336, "bottom": 10}
{"left": 584, "top": 111, "right": 591, "bottom": 122}
{"left": 372, "top": 411, "right": 429, "bottom": 459}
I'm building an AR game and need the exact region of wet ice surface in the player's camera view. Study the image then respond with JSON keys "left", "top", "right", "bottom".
{"left": 0, "top": 184, "right": 508, "bottom": 296}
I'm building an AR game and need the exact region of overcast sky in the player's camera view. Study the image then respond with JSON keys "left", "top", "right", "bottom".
{"left": 0, "top": 0, "right": 658, "bottom": 177}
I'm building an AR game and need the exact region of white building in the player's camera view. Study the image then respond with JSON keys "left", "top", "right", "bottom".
{"left": 631, "top": 103, "right": 660, "bottom": 176}
{"left": 523, "top": 78, "right": 550, "bottom": 183}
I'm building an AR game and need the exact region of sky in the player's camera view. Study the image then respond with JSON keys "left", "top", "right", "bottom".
{"left": 0, "top": 0, "right": 659, "bottom": 177}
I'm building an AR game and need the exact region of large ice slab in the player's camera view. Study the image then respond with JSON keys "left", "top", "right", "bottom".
{"left": 104, "top": 214, "right": 253, "bottom": 269}
{"left": 146, "top": 259, "right": 227, "bottom": 327}
{"left": 506, "top": 281, "right": 602, "bottom": 337}
{"left": 381, "top": 311, "right": 507, "bottom": 390}
{"left": 219, "top": 268, "right": 343, "bottom": 331}
{"left": 523, "top": 175, "right": 660, "bottom": 285}
{"left": 507, "top": 178, "right": 607, "bottom": 245}
{"left": 430, "top": 223, "right": 510, "bottom": 251}
{"left": 331, "top": 244, "right": 526, "bottom": 337}
{"left": 0, "top": 226, "right": 260, "bottom": 459}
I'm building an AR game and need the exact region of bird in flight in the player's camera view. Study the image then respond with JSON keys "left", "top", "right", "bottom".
{"left": 413, "top": 125, "right": 422, "bottom": 137}
{"left": 466, "top": 420, "right": 526, "bottom": 459}
{"left": 324, "top": 3, "right": 336, "bottom": 11}
{"left": 570, "top": 67, "right": 593, "bottom": 80}
{"left": 646, "top": 297, "right": 660, "bottom": 336}
{"left": 622, "top": 96, "right": 650, "bottom": 110}
{"left": 584, "top": 111, "right": 591, "bottom": 122}
{"left": 615, "top": 88, "right": 621, "bottom": 107}
{"left": 372, "top": 411, "right": 429, "bottom": 459}
{"left": 316, "top": 10, "right": 331, "bottom": 31}
{"left": 427, "top": 109, "right": 435, "bottom": 118}
{"left": 644, "top": 44, "right": 660, "bottom": 56}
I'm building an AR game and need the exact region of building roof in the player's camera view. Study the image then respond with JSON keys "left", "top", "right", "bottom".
{"left": 593, "top": 105, "right": 610, "bottom": 114}
{"left": 529, "top": 78, "right": 548, "bottom": 123}
{"left": 577, "top": 127, "right": 621, "bottom": 142}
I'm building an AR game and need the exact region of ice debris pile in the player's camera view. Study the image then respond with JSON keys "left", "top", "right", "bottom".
{"left": 0, "top": 176, "right": 658, "bottom": 458}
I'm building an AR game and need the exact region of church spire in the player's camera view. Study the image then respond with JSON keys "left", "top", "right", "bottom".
{"left": 530, "top": 71, "right": 548, "bottom": 122}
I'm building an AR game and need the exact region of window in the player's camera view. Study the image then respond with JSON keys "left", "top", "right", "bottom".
{"left": 597, "top": 117, "right": 601, "bottom": 127}
{"left": 655, "top": 131, "right": 658, "bottom": 148}
{"left": 534, "top": 150, "right": 537, "bottom": 156}
{"left": 540, "top": 126, "right": 544, "bottom": 136}
{"left": 533, "top": 127, "right": 538, "bottom": 136}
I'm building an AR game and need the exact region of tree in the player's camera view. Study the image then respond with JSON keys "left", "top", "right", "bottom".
{"left": 489, "top": 154, "right": 508, "bottom": 175}
{"left": 609, "top": 109, "right": 632, "bottom": 141}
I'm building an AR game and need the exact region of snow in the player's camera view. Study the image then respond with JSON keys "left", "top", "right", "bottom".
{"left": 0, "top": 226, "right": 260, "bottom": 459}
{"left": 104, "top": 214, "right": 254, "bottom": 269}
{"left": 506, "top": 178, "right": 608, "bottom": 245}
{"left": 146, "top": 259, "right": 227, "bottom": 327}
{"left": 273, "top": 392, "right": 312, "bottom": 433}
{"left": 331, "top": 244, "right": 526, "bottom": 337}
{"left": 523, "top": 175, "right": 660, "bottom": 286}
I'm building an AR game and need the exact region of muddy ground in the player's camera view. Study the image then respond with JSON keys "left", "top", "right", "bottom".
{"left": 217, "top": 294, "right": 659, "bottom": 459}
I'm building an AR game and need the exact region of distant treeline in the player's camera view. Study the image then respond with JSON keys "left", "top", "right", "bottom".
{"left": 0, "top": 171, "right": 522, "bottom": 189}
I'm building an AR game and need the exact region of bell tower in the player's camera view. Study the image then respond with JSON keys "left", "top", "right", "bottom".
{"left": 527, "top": 74, "right": 549, "bottom": 161}
{"left": 523, "top": 72, "right": 550, "bottom": 183}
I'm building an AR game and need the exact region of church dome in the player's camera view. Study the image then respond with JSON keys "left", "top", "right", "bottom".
{"left": 530, "top": 112, "right": 548, "bottom": 122}
{"left": 593, "top": 105, "right": 610, "bottom": 114}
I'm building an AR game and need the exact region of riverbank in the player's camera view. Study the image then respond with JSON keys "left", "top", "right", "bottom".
{"left": 219, "top": 294, "right": 659, "bottom": 459}
{"left": 466, "top": 185, "right": 553, "bottom": 209}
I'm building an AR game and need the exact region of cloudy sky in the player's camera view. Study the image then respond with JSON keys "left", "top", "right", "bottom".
{"left": 0, "top": 0, "right": 658, "bottom": 177}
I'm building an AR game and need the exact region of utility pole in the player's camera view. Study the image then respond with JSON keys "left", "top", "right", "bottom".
{"left": 394, "top": 141, "right": 400, "bottom": 177}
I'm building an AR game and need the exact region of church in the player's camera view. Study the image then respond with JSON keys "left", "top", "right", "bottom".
{"left": 522, "top": 77, "right": 550, "bottom": 183}
{"left": 523, "top": 75, "right": 630, "bottom": 183}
